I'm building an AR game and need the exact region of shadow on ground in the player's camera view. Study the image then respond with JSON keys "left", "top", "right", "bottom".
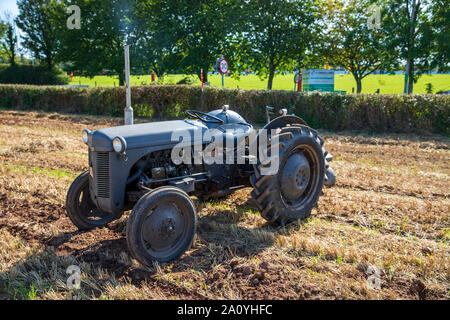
{"left": 0, "top": 193, "right": 308, "bottom": 299}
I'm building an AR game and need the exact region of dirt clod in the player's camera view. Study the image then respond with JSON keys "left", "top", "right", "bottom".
{"left": 242, "top": 266, "right": 252, "bottom": 276}
{"left": 259, "top": 261, "right": 270, "bottom": 270}
{"left": 421, "top": 247, "right": 433, "bottom": 255}
{"left": 410, "top": 279, "right": 427, "bottom": 299}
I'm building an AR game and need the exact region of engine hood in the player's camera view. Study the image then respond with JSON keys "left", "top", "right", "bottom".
{"left": 88, "top": 120, "right": 208, "bottom": 151}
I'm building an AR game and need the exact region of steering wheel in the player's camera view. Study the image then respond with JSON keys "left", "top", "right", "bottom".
{"left": 186, "top": 110, "right": 224, "bottom": 124}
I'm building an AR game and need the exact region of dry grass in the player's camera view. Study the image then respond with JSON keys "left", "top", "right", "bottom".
{"left": 0, "top": 109, "right": 448, "bottom": 300}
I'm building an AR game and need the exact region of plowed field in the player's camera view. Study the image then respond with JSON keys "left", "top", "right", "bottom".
{"left": 0, "top": 110, "right": 448, "bottom": 300}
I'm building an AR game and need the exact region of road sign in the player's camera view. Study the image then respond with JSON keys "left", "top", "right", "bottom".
{"left": 302, "top": 69, "right": 334, "bottom": 92}
{"left": 219, "top": 58, "right": 229, "bottom": 75}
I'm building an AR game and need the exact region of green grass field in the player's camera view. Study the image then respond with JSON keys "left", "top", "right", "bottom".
{"left": 70, "top": 73, "right": 450, "bottom": 94}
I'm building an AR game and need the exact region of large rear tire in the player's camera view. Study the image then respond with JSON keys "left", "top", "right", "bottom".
{"left": 126, "top": 186, "right": 197, "bottom": 265}
{"left": 66, "top": 171, "right": 122, "bottom": 230}
{"left": 251, "top": 125, "right": 325, "bottom": 226}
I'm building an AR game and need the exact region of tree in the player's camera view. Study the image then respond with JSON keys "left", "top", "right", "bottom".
{"left": 241, "top": 0, "right": 317, "bottom": 90}
{"left": 15, "top": 0, "right": 60, "bottom": 70}
{"left": 168, "top": 0, "right": 243, "bottom": 83}
{"left": 429, "top": 0, "right": 449, "bottom": 73}
{"left": 131, "top": 0, "right": 182, "bottom": 80}
{"left": 381, "top": 0, "right": 434, "bottom": 93}
{"left": 57, "top": 0, "right": 131, "bottom": 86}
{"left": 0, "top": 21, "right": 6, "bottom": 63}
{"left": 0, "top": 15, "right": 18, "bottom": 66}
{"left": 319, "top": 0, "right": 393, "bottom": 93}
{"left": 0, "top": 21, "right": 6, "bottom": 38}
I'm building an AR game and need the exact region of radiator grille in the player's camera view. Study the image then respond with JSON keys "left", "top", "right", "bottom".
{"left": 95, "top": 152, "right": 110, "bottom": 198}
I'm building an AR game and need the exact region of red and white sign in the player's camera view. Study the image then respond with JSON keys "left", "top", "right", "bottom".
{"left": 297, "top": 73, "right": 302, "bottom": 92}
{"left": 201, "top": 68, "right": 204, "bottom": 90}
{"left": 219, "top": 58, "right": 229, "bottom": 74}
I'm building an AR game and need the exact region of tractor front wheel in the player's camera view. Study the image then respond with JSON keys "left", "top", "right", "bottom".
{"left": 66, "top": 171, "right": 122, "bottom": 230}
{"left": 126, "top": 186, "right": 197, "bottom": 265}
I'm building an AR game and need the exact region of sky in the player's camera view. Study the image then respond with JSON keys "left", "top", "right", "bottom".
{"left": 0, "top": 0, "right": 19, "bottom": 18}
{"left": 0, "top": 0, "right": 25, "bottom": 57}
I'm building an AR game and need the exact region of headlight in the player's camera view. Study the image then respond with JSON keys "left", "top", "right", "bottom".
{"left": 112, "top": 136, "right": 127, "bottom": 154}
{"left": 82, "top": 129, "right": 90, "bottom": 144}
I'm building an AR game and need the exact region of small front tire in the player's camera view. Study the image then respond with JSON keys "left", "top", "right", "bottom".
{"left": 66, "top": 170, "right": 122, "bottom": 230}
{"left": 126, "top": 186, "right": 197, "bottom": 265}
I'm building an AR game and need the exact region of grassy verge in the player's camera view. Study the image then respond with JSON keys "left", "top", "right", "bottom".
{"left": 70, "top": 74, "right": 450, "bottom": 94}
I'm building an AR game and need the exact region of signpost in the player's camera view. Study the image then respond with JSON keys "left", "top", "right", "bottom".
{"left": 124, "top": 45, "right": 133, "bottom": 125}
{"left": 294, "top": 72, "right": 302, "bottom": 92}
{"left": 201, "top": 68, "right": 204, "bottom": 111}
{"left": 218, "top": 58, "right": 228, "bottom": 88}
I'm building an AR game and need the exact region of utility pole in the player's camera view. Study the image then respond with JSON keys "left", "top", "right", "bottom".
{"left": 124, "top": 44, "right": 133, "bottom": 125}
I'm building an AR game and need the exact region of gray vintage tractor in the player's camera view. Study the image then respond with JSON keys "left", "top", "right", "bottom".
{"left": 66, "top": 106, "right": 335, "bottom": 265}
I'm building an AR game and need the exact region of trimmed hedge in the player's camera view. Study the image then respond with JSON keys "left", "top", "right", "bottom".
{"left": 0, "top": 84, "right": 448, "bottom": 134}
{"left": 0, "top": 64, "right": 69, "bottom": 85}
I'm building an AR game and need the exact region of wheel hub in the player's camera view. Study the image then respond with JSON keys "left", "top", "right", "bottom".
{"left": 280, "top": 152, "right": 310, "bottom": 200}
{"left": 142, "top": 203, "right": 183, "bottom": 250}
{"left": 159, "top": 218, "right": 176, "bottom": 240}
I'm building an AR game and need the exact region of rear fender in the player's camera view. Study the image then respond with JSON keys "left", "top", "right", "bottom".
{"left": 255, "top": 115, "right": 308, "bottom": 142}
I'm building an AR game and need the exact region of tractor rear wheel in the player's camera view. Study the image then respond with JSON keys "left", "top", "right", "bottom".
{"left": 126, "top": 186, "right": 197, "bottom": 265}
{"left": 250, "top": 125, "right": 325, "bottom": 226}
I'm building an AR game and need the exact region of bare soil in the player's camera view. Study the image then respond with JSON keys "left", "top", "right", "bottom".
{"left": 0, "top": 110, "right": 448, "bottom": 300}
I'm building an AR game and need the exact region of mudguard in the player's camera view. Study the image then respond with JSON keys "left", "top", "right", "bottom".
{"left": 261, "top": 115, "right": 308, "bottom": 132}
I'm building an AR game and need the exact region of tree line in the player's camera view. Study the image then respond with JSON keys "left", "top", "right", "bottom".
{"left": 0, "top": 0, "right": 448, "bottom": 93}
